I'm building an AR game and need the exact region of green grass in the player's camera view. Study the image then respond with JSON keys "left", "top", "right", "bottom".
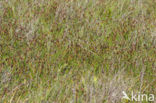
{"left": 0, "top": 0, "right": 156, "bottom": 102}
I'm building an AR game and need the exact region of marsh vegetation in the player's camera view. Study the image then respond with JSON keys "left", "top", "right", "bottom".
{"left": 0, "top": 0, "right": 156, "bottom": 102}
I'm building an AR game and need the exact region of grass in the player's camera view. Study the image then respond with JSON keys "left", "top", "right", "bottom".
{"left": 0, "top": 0, "right": 156, "bottom": 102}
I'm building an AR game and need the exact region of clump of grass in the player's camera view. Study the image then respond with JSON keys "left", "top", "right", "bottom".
{"left": 0, "top": 0, "right": 156, "bottom": 102}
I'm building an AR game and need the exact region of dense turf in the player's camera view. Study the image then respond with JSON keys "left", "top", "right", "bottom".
{"left": 0, "top": 0, "right": 156, "bottom": 102}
